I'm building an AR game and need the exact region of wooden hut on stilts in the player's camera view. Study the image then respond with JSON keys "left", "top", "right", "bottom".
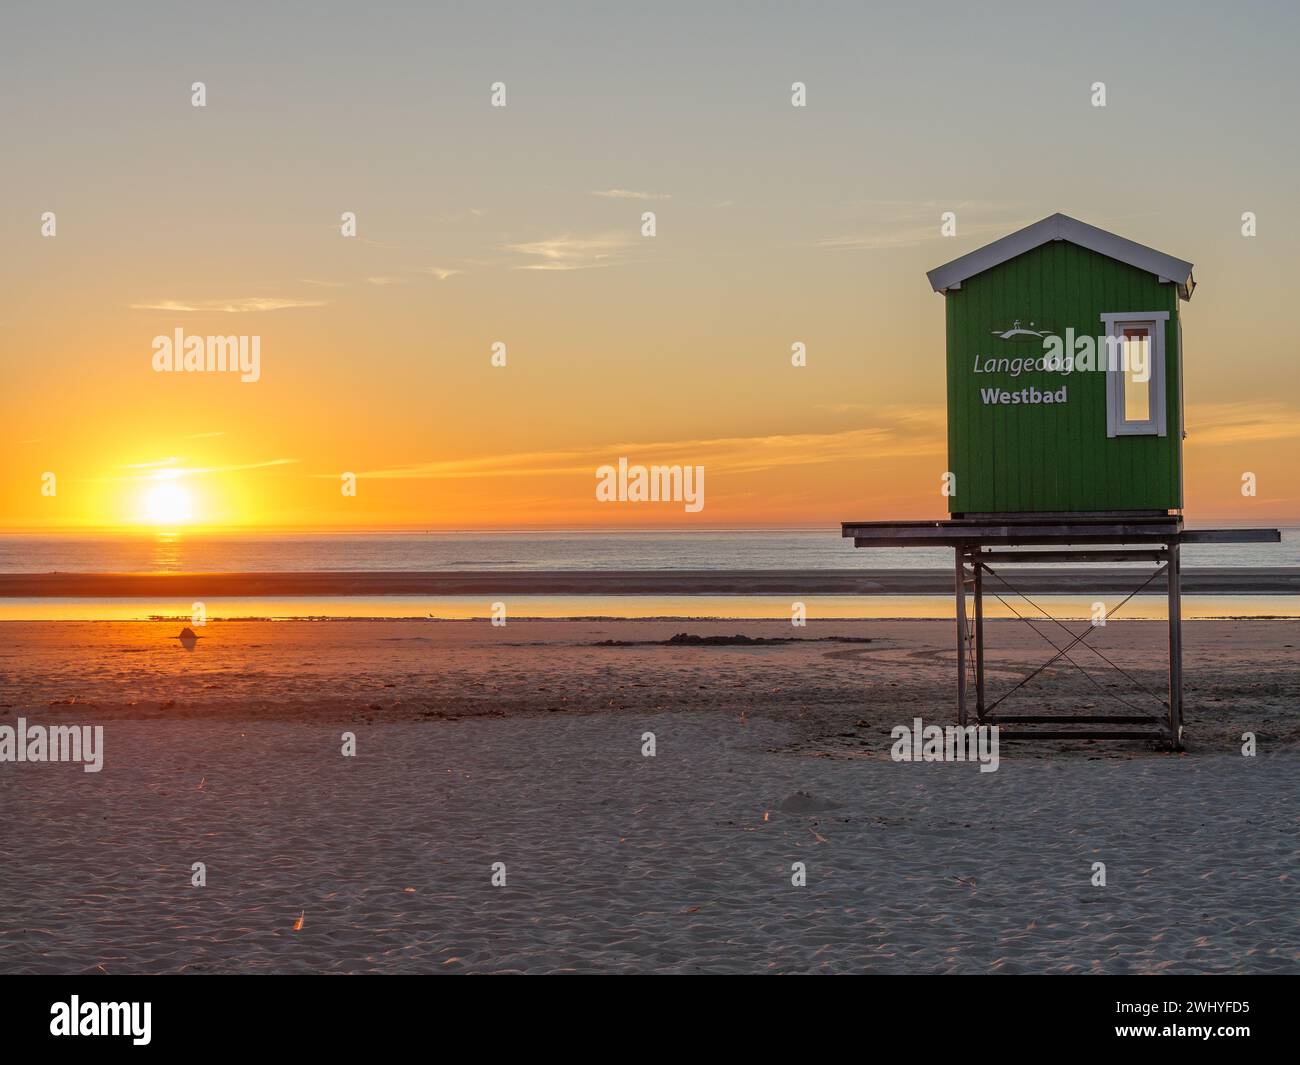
{"left": 842, "top": 214, "right": 1279, "bottom": 749}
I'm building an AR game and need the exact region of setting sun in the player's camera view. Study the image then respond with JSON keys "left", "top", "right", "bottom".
{"left": 144, "top": 481, "right": 193, "bottom": 526}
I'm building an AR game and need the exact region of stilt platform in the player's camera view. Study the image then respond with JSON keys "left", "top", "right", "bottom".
{"left": 841, "top": 514, "right": 1281, "bottom": 749}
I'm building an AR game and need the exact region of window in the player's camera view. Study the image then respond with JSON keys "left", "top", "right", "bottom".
{"left": 1121, "top": 326, "right": 1151, "bottom": 421}
{"left": 1102, "top": 312, "right": 1168, "bottom": 437}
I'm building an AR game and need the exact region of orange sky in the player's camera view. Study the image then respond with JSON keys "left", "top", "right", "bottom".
{"left": 3, "top": 4, "right": 1298, "bottom": 531}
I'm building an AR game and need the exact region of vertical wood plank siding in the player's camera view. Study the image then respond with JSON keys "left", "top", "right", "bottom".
{"left": 945, "top": 241, "right": 1181, "bottom": 513}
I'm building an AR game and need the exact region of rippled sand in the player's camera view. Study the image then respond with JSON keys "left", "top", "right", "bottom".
{"left": 2, "top": 715, "right": 1296, "bottom": 973}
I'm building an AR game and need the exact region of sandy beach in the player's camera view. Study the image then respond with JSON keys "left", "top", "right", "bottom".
{"left": 1, "top": 617, "right": 1296, "bottom": 974}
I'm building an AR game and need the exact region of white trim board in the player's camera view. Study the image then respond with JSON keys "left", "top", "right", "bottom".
{"left": 1101, "top": 311, "right": 1170, "bottom": 325}
{"left": 927, "top": 214, "right": 1195, "bottom": 300}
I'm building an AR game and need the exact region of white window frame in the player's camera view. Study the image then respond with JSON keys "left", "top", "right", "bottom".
{"left": 1101, "top": 311, "right": 1169, "bottom": 438}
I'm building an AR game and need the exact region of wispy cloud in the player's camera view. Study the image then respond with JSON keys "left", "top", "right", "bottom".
{"left": 1187, "top": 401, "right": 1300, "bottom": 446}
{"left": 426, "top": 267, "right": 464, "bottom": 281}
{"left": 506, "top": 232, "right": 639, "bottom": 271}
{"left": 818, "top": 200, "right": 1026, "bottom": 251}
{"left": 120, "top": 457, "right": 180, "bottom": 470}
{"left": 818, "top": 220, "right": 1017, "bottom": 251}
{"left": 89, "top": 458, "right": 299, "bottom": 483}
{"left": 363, "top": 276, "right": 407, "bottom": 286}
{"left": 131, "top": 297, "right": 325, "bottom": 313}
{"left": 332, "top": 416, "right": 941, "bottom": 483}
{"left": 592, "top": 188, "right": 671, "bottom": 201}
{"left": 821, "top": 403, "right": 948, "bottom": 432}
{"left": 170, "top": 458, "right": 298, "bottom": 477}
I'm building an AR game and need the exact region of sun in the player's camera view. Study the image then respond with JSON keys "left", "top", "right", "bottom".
{"left": 144, "top": 481, "right": 193, "bottom": 526}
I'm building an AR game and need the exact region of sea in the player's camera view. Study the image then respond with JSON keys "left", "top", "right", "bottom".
{"left": 0, "top": 528, "right": 1297, "bottom": 621}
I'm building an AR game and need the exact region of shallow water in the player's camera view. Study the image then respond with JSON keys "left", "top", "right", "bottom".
{"left": 1, "top": 592, "right": 1298, "bottom": 622}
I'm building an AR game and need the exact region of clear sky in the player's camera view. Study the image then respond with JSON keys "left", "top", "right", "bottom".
{"left": 3, "top": 0, "right": 1297, "bottom": 529}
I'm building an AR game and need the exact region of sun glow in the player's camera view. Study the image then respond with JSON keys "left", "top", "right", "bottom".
{"left": 144, "top": 481, "right": 193, "bottom": 526}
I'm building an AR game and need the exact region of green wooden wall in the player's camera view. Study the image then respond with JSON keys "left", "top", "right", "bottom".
{"left": 945, "top": 241, "right": 1182, "bottom": 514}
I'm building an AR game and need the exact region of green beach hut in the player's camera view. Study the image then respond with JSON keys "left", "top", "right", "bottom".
{"left": 844, "top": 214, "right": 1277, "bottom": 748}
{"left": 926, "top": 213, "right": 1195, "bottom": 517}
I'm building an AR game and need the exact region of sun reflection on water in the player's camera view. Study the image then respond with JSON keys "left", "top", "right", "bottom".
{"left": 151, "top": 532, "right": 183, "bottom": 572}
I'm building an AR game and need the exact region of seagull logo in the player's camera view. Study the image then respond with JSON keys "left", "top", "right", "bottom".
{"left": 991, "top": 319, "right": 1051, "bottom": 339}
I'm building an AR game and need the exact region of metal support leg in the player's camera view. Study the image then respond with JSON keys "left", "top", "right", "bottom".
{"left": 974, "top": 558, "right": 986, "bottom": 723}
{"left": 955, "top": 548, "right": 968, "bottom": 726}
{"left": 1167, "top": 541, "right": 1184, "bottom": 749}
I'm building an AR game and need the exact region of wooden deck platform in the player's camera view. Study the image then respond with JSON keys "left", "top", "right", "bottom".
{"left": 842, "top": 515, "right": 1279, "bottom": 549}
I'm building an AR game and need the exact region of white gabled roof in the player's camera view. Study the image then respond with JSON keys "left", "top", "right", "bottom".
{"left": 926, "top": 213, "right": 1195, "bottom": 300}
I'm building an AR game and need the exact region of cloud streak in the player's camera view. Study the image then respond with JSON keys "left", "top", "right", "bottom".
{"left": 592, "top": 188, "right": 671, "bottom": 201}
{"left": 818, "top": 200, "right": 1028, "bottom": 251}
{"left": 506, "top": 232, "right": 639, "bottom": 271}
{"left": 88, "top": 458, "right": 299, "bottom": 483}
{"left": 1186, "top": 402, "right": 1300, "bottom": 446}
{"left": 332, "top": 416, "right": 943, "bottom": 483}
{"left": 131, "top": 298, "right": 325, "bottom": 313}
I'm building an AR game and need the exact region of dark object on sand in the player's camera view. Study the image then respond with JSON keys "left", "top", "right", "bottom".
{"left": 664, "top": 633, "right": 872, "bottom": 646}
{"left": 779, "top": 790, "right": 842, "bottom": 813}
{"left": 594, "top": 633, "right": 873, "bottom": 647}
